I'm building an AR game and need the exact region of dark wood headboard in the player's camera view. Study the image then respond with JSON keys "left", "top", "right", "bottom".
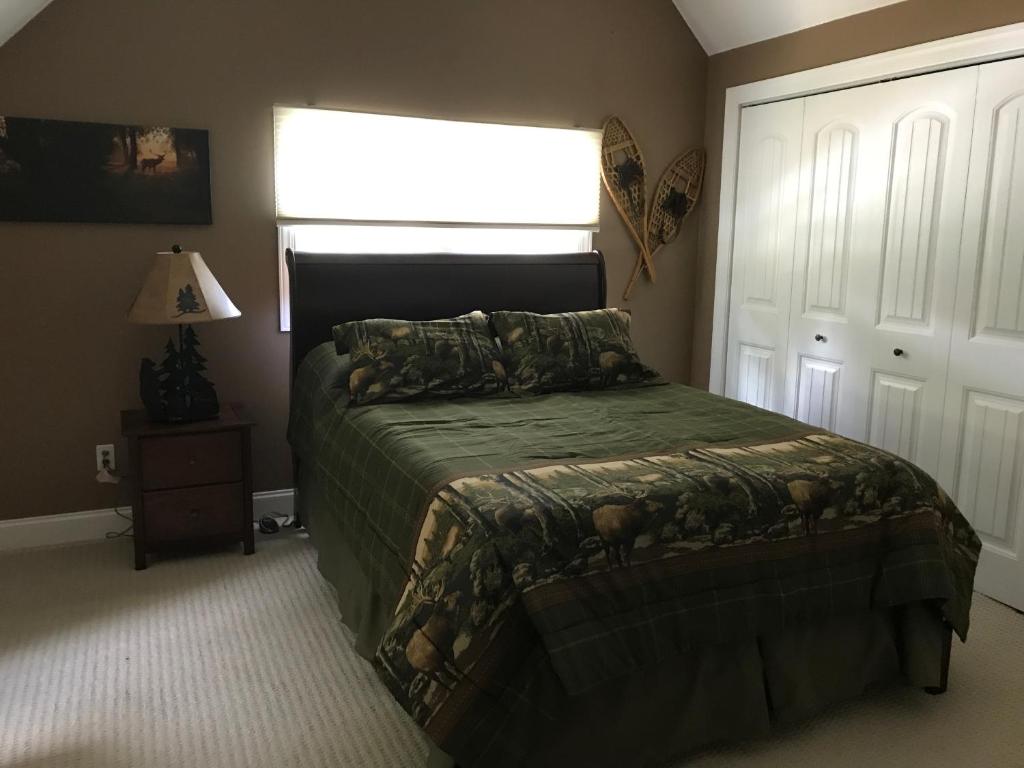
{"left": 285, "top": 250, "right": 607, "bottom": 381}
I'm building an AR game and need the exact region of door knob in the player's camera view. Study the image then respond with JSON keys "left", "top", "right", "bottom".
{"left": 814, "top": 334, "right": 826, "bottom": 342}
{"left": 893, "top": 348, "right": 904, "bottom": 357}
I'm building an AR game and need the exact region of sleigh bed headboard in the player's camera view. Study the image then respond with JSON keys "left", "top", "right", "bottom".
{"left": 285, "top": 250, "right": 607, "bottom": 381}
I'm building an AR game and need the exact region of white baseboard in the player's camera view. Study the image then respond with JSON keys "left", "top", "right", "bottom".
{"left": 253, "top": 488, "right": 295, "bottom": 520}
{"left": 0, "top": 507, "right": 131, "bottom": 552}
{"left": 0, "top": 489, "right": 295, "bottom": 552}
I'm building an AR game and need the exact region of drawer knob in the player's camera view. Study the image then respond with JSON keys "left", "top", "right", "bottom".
{"left": 188, "top": 457, "right": 197, "bottom": 466}
{"left": 893, "top": 348, "right": 904, "bottom": 357}
{"left": 188, "top": 508, "right": 201, "bottom": 520}
{"left": 814, "top": 334, "right": 826, "bottom": 342}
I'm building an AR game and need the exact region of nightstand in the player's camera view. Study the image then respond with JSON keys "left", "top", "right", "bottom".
{"left": 121, "top": 403, "right": 255, "bottom": 570}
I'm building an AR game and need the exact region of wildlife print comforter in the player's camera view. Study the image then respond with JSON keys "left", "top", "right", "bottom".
{"left": 289, "top": 343, "right": 981, "bottom": 764}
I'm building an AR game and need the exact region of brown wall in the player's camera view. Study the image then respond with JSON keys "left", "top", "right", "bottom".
{"left": 0, "top": 0, "right": 706, "bottom": 520}
{"left": 691, "top": 0, "right": 1024, "bottom": 389}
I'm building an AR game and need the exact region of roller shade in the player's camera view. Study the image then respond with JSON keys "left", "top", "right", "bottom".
{"left": 273, "top": 107, "right": 602, "bottom": 229}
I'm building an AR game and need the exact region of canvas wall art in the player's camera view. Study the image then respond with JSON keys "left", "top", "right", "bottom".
{"left": 0, "top": 116, "right": 211, "bottom": 224}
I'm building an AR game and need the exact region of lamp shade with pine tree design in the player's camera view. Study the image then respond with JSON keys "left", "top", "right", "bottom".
{"left": 128, "top": 248, "right": 240, "bottom": 325}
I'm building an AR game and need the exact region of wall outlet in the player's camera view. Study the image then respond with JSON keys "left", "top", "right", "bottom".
{"left": 96, "top": 444, "right": 116, "bottom": 472}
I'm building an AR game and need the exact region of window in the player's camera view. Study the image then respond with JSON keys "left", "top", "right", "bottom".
{"left": 273, "top": 107, "right": 603, "bottom": 330}
{"left": 273, "top": 107, "right": 602, "bottom": 227}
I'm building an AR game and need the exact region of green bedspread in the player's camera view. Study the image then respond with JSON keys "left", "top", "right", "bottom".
{"left": 289, "top": 342, "right": 980, "bottom": 760}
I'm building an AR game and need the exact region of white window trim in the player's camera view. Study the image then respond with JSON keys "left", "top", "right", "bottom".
{"left": 710, "top": 21, "right": 1024, "bottom": 394}
{"left": 277, "top": 226, "right": 297, "bottom": 332}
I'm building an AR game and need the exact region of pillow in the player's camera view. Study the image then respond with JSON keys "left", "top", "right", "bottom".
{"left": 490, "top": 308, "right": 660, "bottom": 394}
{"left": 332, "top": 311, "right": 507, "bottom": 405}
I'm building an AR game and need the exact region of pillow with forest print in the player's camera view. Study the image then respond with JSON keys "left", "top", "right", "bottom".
{"left": 333, "top": 311, "right": 506, "bottom": 405}
{"left": 490, "top": 308, "right": 660, "bottom": 394}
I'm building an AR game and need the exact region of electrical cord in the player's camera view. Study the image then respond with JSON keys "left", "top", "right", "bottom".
{"left": 105, "top": 507, "right": 134, "bottom": 539}
{"left": 103, "top": 467, "right": 134, "bottom": 539}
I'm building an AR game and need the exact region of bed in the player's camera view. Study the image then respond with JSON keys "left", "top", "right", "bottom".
{"left": 286, "top": 250, "right": 980, "bottom": 768}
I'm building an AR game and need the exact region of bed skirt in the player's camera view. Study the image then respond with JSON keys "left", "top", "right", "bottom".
{"left": 297, "top": 474, "right": 951, "bottom": 768}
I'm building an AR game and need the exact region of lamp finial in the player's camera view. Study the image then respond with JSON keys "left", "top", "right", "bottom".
{"left": 171, "top": 244, "right": 182, "bottom": 254}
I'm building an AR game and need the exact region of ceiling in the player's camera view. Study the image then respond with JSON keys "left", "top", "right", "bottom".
{"left": 673, "top": 0, "right": 907, "bottom": 55}
{"left": 0, "top": 0, "right": 53, "bottom": 48}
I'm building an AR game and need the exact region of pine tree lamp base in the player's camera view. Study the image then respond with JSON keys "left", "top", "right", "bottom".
{"left": 139, "top": 324, "right": 221, "bottom": 423}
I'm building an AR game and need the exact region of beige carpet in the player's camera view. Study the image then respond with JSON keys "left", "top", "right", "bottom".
{"left": 1, "top": 534, "right": 1022, "bottom": 768}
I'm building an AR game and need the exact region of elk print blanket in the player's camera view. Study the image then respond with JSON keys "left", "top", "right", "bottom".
{"left": 288, "top": 343, "right": 981, "bottom": 761}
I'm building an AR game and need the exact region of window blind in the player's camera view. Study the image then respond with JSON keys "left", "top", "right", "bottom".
{"left": 273, "top": 107, "right": 602, "bottom": 229}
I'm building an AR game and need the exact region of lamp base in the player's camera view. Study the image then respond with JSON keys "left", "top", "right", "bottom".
{"left": 139, "top": 324, "right": 221, "bottom": 423}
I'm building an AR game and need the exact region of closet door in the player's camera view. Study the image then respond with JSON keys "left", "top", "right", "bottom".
{"left": 939, "top": 58, "right": 1024, "bottom": 611}
{"left": 724, "top": 99, "right": 805, "bottom": 412}
{"left": 785, "top": 67, "right": 978, "bottom": 478}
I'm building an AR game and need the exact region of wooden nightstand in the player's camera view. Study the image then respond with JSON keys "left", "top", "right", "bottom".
{"left": 121, "top": 403, "right": 255, "bottom": 570}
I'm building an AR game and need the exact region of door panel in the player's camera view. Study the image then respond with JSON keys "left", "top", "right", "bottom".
{"left": 795, "top": 355, "right": 843, "bottom": 430}
{"left": 940, "top": 57, "right": 1024, "bottom": 610}
{"left": 971, "top": 92, "right": 1024, "bottom": 344}
{"left": 876, "top": 112, "right": 949, "bottom": 332}
{"left": 739, "top": 137, "right": 787, "bottom": 310}
{"left": 867, "top": 372, "right": 925, "bottom": 463}
{"left": 736, "top": 343, "right": 775, "bottom": 410}
{"left": 725, "top": 99, "right": 805, "bottom": 412}
{"left": 953, "top": 390, "right": 1024, "bottom": 550}
{"left": 803, "top": 123, "right": 856, "bottom": 319}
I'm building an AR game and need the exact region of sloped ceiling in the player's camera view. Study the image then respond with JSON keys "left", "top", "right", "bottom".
{"left": 674, "top": 0, "right": 907, "bottom": 55}
{"left": 0, "top": 0, "right": 54, "bottom": 48}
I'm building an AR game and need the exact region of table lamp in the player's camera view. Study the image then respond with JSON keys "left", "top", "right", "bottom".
{"left": 128, "top": 245, "right": 241, "bottom": 422}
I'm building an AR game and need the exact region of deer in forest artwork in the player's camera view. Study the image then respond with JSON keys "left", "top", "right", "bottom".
{"left": 0, "top": 115, "right": 211, "bottom": 224}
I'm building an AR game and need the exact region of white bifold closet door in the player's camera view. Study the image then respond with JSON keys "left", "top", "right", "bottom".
{"left": 938, "top": 58, "right": 1024, "bottom": 611}
{"left": 785, "top": 67, "right": 978, "bottom": 478}
{"left": 727, "top": 66, "right": 978, "bottom": 479}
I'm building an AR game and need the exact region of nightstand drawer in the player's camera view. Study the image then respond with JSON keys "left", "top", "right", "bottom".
{"left": 143, "top": 483, "right": 243, "bottom": 542}
{"left": 140, "top": 431, "right": 242, "bottom": 490}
